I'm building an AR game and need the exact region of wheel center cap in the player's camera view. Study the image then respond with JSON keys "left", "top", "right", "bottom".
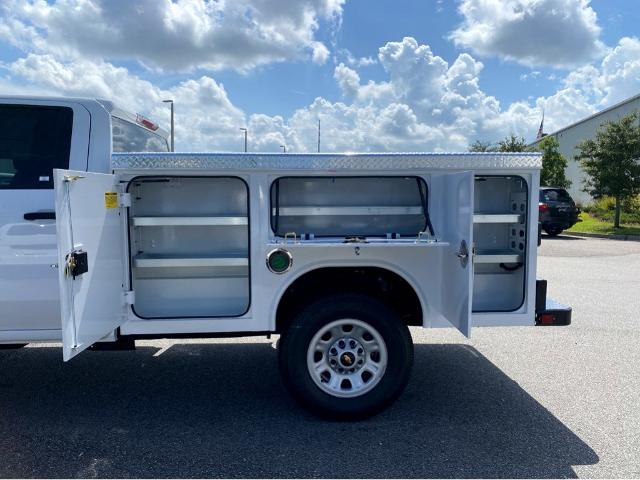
{"left": 340, "top": 352, "right": 356, "bottom": 367}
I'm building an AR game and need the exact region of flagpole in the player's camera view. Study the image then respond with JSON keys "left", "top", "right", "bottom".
{"left": 536, "top": 108, "right": 545, "bottom": 140}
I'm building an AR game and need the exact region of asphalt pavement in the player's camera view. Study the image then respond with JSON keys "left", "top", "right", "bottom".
{"left": 0, "top": 236, "right": 639, "bottom": 478}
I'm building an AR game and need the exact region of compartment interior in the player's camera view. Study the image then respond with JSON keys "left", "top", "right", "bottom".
{"left": 128, "top": 177, "right": 249, "bottom": 318}
{"left": 271, "top": 176, "right": 431, "bottom": 238}
{"left": 125, "top": 174, "right": 527, "bottom": 317}
{"left": 472, "top": 176, "right": 528, "bottom": 311}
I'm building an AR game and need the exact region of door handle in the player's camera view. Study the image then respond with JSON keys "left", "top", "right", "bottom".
{"left": 24, "top": 211, "right": 56, "bottom": 221}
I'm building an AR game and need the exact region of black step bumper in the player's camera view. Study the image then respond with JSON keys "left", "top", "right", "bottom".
{"left": 535, "top": 279, "right": 572, "bottom": 326}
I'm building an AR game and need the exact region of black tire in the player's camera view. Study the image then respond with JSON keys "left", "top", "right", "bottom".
{"left": 278, "top": 293, "right": 413, "bottom": 420}
{"left": 544, "top": 227, "right": 563, "bottom": 237}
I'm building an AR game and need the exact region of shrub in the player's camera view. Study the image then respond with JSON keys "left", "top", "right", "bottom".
{"left": 575, "top": 112, "right": 640, "bottom": 228}
{"left": 584, "top": 195, "right": 640, "bottom": 224}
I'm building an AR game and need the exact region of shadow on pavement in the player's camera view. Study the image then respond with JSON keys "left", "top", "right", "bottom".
{"left": 542, "top": 234, "right": 584, "bottom": 241}
{"left": 0, "top": 343, "right": 598, "bottom": 478}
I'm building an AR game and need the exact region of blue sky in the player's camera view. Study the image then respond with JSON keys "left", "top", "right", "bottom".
{"left": 0, "top": 0, "right": 638, "bottom": 152}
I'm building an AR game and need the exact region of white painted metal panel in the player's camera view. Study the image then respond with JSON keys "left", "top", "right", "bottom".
{"left": 54, "top": 169, "right": 126, "bottom": 360}
{"left": 439, "top": 171, "right": 474, "bottom": 337}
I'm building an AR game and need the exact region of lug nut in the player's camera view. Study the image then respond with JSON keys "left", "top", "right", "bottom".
{"left": 349, "top": 340, "right": 356, "bottom": 348}
{"left": 330, "top": 348, "right": 337, "bottom": 356}
{"left": 338, "top": 340, "right": 345, "bottom": 349}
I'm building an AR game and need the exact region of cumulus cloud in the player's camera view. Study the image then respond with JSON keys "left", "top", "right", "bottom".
{"left": 3, "top": 35, "right": 639, "bottom": 152}
{"left": 378, "top": 38, "right": 448, "bottom": 109}
{"left": 338, "top": 49, "right": 377, "bottom": 68}
{"left": 5, "top": 53, "right": 248, "bottom": 150}
{"left": 284, "top": 36, "right": 640, "bottom": 151}
{"left": 311, "top": 42, "right": 330, "bottom": 65}
{"left": 450, "top": 0, "right": 605, "bottom": 68}
{"left": 334, "top": 63, "right": 360, "bottom": 97}
{"left": 597, "top": 36, "right": 640, "bottom": 104}
{"left": 0, "top": 0, "right": 343, "bottom": 71}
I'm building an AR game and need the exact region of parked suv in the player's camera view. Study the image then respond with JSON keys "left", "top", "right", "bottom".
{"left": 539, "top": 187, "right": 580, "bottom": 236}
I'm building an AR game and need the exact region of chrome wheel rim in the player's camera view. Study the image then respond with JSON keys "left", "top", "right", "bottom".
{"left": 306, "top": 319, "right": 388, "bottom": 398}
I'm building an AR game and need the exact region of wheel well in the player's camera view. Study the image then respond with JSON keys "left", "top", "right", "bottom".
{"left": 275, "top": 267, "right": 423, "bottom": 332}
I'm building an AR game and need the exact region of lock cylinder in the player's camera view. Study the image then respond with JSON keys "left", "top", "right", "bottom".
{"left": 64, "top": 250, "right": 88, "bottom": 279}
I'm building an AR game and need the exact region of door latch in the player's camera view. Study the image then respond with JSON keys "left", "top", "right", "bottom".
{"left": 64, "top": 250, "right": 88, "bottom": 279}
{"left": 457, "top": 240, "right": 469, "bottom": 268}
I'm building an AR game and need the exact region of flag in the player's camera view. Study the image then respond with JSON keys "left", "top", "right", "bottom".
{"left": 536, "top": 110, "right": 545, "bottom": 139}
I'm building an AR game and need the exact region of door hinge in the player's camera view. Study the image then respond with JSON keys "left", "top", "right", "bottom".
{"left": 119, "top": 193, "right": 132, "bottom": 208}
{"left": 123, "top": 290, "right": 135, "bottom": 305}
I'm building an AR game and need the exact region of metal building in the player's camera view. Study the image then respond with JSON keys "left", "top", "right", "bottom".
{"left": 530, "top": 93, "right": 640, "bottom": 204}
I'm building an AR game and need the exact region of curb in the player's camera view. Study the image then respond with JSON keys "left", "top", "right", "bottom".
{"left": 564, "top": 231, "right": 640, "bottom": 242}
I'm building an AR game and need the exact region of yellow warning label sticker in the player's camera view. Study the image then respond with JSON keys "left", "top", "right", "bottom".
{"left": 104, "top": 192, "right": 118, "bottom": 209}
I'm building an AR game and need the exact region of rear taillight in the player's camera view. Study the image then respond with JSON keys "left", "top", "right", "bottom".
{"left": 539, "top": 313, "right": 555, "bottom": 325}
{"left": 539, "top": 202, "right": 550, "bottom": 212}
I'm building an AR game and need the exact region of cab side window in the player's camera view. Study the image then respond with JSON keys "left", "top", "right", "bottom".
{"left": 0, "top": 105, "right": 73, "bottom": 189}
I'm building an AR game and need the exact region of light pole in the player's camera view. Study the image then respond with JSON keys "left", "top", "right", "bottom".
{"left": 239, "top": 128, "right": 248, "bottom": 152}
{"left": 280, "top": 145, "right": 286, "bottom": 153}
{"left": 162, "top": 99, "right": 174, "bottom": 152}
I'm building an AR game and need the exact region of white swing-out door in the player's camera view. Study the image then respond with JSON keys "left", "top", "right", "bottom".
{"left": 54, "top": 169, "right": 127, "bottom": 361}
{"left": 439, "top": 171, "right": 474, "bottom": 337}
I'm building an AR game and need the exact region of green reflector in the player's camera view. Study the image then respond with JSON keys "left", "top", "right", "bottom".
{"left": 268, "top": 250, "right": 291, "bottom": 273}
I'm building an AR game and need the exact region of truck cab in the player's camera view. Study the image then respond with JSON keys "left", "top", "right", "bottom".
{"left": 0, "top": 97, "right": 169, "bottom": 343}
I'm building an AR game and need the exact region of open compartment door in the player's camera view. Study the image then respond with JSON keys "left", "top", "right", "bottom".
{"left": 54, "top": 169, "right": 126, "bottom": 361}
{"left": 439, "top": 171, "right": 474, "bottom": 337}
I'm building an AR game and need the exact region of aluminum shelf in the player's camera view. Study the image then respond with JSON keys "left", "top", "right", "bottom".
{"left": 133, "top": 254, "right": 249, "bottom": 269}
{"left": 473, "top": 213, "right": 523, "bottom": 224}
{"left": 474, "top": 250, "right": 523, "bottom": 264}
{"left": 132, "top": 216, "right": 248, "bottom": 227}
{"left": 275, "top": 206, "right": 423, "bottom": 216}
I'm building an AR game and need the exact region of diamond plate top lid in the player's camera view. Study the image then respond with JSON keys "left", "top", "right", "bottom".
{"left": 112, "top": 152, "right": 542, "bottom": 171}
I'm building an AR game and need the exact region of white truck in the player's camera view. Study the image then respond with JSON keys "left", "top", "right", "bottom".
{"left": 1, "top": 96, "right": 571, "bottom": 419}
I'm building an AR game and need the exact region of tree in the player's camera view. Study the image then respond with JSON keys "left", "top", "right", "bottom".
{"left": 469, "top": 140, "right": 494, "bottom": 152}
{"left": 497, "top": 134, "right": 528, "bottom": 152}
{"left": 538, "top": 136, "right": 571, "bottom": 188}
{"left": 575, "top": 112, "right": 640, "bottom": 228}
